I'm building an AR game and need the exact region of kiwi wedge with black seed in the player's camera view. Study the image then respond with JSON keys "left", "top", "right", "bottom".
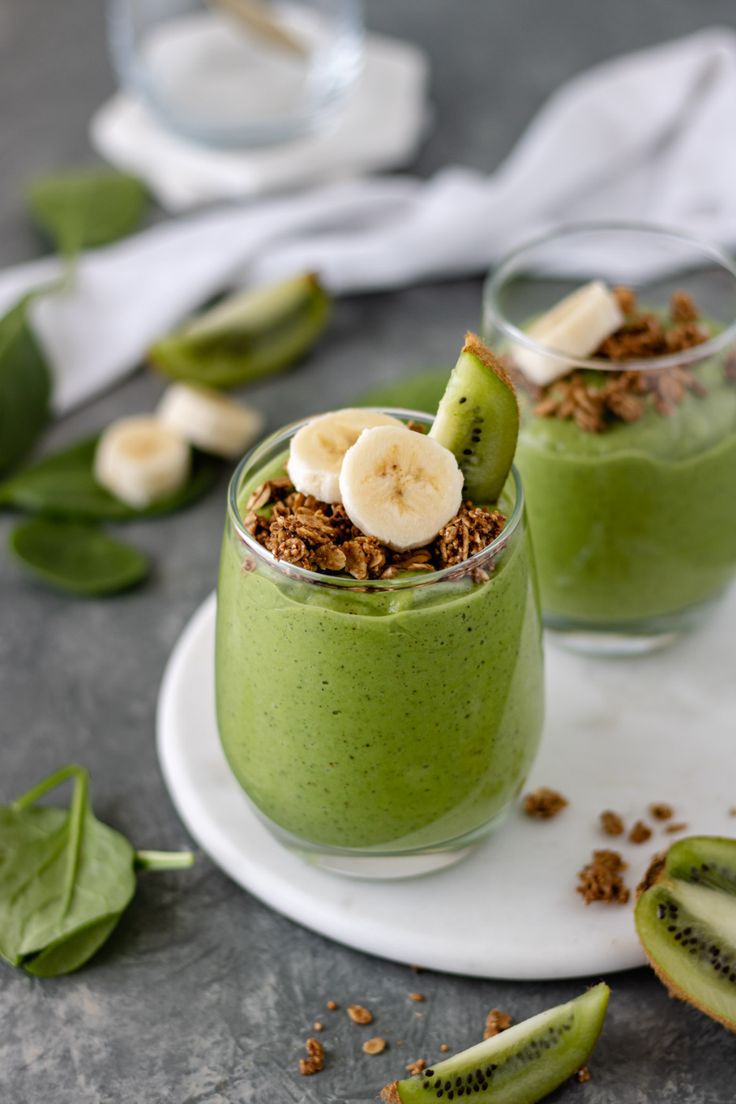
{"left": 381, "top": 983, "right": 609, "bottom": 1104}
{"left": 635, "top": 835, "right": 736, "bottom": 1033}
{"left": 429, "top": 333, "right": 519, "bottom": 504}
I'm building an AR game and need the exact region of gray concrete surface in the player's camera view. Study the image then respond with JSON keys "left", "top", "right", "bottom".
{"left": 2, "top": 1, "right": 736, "bottom": 1100}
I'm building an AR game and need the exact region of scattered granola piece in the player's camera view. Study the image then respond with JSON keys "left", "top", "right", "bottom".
{"left": 406, "top": 420, "right": 428, "bottom": 434}
{"left": 628, "top": 820, "right": 652, "bottom": 845}
{"left": 523, "top": 786, "right": 569, "bottom": 819}
{"left": 313, "top": 1021, "right": 324, "bottom": 1032}
{"left": 665, "top": 822, "right": 688, "bottom": 835}
{"left": 405, "top": 1058, "right": 426, "bottom": 1076}
{"left": 649, "top": 803, "right": 673, "bottom": 821}
{"left": 326, "top": 1000, "right": 338, "bottom": 1011}
{"left": 730, "top": 807, "right": 736, "bottom": 817}
{"left": 483, "top": 1009, "right": 513, "bottom": 1039}
{"left": 347, "top": 1004, "right": 374, "bottom": 1025}
{"left": 439, "top": 1044, "right": 450, "bottom": 1053}
{"left": 299, "top": 1037, "right": 325, "bottom": 1076}
{"left": 363, "top": 1037, "right": 388, "bottom": 1056}
{"left": 577, "top": 1065, "right": 592, "bottom": 1083}
{"left": 599, "top": 810, "right": 624, "bottom": 837}
{"left": 577, "top": 849, "right": 630, "bottom": 905}
{"left": 408, "top": 993, "right": 425, "bottom": 1003}
{"left": 409, "top": 964, "right": 423, "bottom": 974}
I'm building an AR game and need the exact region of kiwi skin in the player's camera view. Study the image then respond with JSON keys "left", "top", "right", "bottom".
{"left": 635, "top": 836, "right": 736, "bottom": 1034}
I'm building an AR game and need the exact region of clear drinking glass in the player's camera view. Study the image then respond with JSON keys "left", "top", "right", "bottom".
{"left": 214, "top": 411, "right": 544, "bottom": 878}
{"left": 483, "top": 224, "right": 736, "bottom": 655}
{"left": 108, "top": 0, "right": 364, "bottom": 147}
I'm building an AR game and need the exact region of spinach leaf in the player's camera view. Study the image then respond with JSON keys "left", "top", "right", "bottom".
{"left": 0, "top": 765, "right": 193, "bottom": 977}
{"left": 9, "top": 518, "right": 149, "bottom": 595}
{"left": 0, "top": 436, "right": 218, "bottom": 521}
{"left": 0, "top": 299, "right": 52, "bottom": 475}
{"left": 26, "top": 169, "right": 149, "bottom": 254}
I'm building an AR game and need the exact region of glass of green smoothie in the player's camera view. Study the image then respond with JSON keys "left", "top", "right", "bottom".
{"left": 215, "top": 405, "right": 544, "bottom": 878}
{"left": 483, "top": 224, "right": 736, "bottom": 655}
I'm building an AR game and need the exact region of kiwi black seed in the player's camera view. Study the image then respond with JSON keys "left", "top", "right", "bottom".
{"left": 635, "top": 835, "right": 736, "bottom": 1033}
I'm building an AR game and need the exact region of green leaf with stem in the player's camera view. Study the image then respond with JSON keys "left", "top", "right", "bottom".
{"left": 0, "top": 764, "right": 193, "bottom": 977}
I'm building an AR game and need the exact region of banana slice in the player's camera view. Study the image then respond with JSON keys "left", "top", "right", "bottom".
{"left": 339, "top": 425, "right": 463, "bottom": 551}
{"left": 157, "top": 383, "right": 264, "bottom": 460}
{"left": 287, "top": 408, "right": 404, "bottom": 503}
{"left": 94, "top": 416, "right": 190, "bottom": 509}
{"left": 513, "top": 280, "right": 624, "bottom": 387}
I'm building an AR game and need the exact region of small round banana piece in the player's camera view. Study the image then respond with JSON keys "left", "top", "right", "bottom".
{"left": 157, "top": 383, "right": 264, "bottom": 460}
{"left": 287, "top": 408, "right": 403, "bottom": 503}
{"left": 513, "top": 280, "right": 623, "bottom": 387}
{"left": 94, "top": 416, "right": 190, "bottom": 509}
{"left": 340, "top": 425, "right": 463, "bottom": 551}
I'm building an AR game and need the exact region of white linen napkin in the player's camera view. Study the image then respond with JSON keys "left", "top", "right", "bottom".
{"left": 2, "top": 27, "right": 735, "bottom": 415}
{"left": 90, "top": 31, "right": 430, "bottom": 212}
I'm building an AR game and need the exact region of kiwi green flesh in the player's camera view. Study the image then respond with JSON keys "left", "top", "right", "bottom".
{"left": 636, "top": 837, "right": 736, "bottom": 1032}
{"left": 383, "top": 984, "right": 609, "bottom": 1104}
{"left": 430, "top": 350, "right": 519, "bottom": 504}
{"left": 148, "top": 275, "right": 330, "bottom": 389}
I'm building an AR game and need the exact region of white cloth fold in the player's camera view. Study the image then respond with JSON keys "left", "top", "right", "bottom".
{"left": 90, "top": 30, "right": 430, "bottom": 212}
{"left": 2, "top": 27, "right": 736, "bottom": 414}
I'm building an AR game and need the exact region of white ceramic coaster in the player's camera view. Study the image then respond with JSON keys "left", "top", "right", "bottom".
{"left": 157, "top": 588, "right": 736, "bottom": 980}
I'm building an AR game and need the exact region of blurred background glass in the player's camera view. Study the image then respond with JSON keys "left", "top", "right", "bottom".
{"left": 107, "top": 0, "right": 364, "bottom": 147}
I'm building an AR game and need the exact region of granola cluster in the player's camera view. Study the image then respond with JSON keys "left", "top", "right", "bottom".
{"left": 525, "top": 288, "right": 714, "bottom": 433}
{"left": 244, "top": 477, "right": 506, "bottom": 580}
{"left": 522, "top": 786, "right": 569, "bottom": 819}
{"left": 576, "top": 849, "right": 630, "bottom": 906}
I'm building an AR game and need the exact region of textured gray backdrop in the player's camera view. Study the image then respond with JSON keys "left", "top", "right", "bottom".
{"left": 2, "top": 1, "right": 736, "bottom": 1101}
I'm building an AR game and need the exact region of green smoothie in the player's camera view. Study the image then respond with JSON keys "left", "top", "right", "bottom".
{"left": 517, "top": 358, "right": 736, "bottom": 624}
{"left": 215, "top": 463, "right": 543, "bottom": 852}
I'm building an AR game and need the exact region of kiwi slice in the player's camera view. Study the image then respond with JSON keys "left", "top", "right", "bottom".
{"left": 429, "top": 333, "right": 519, "bottom": 503}
{"left": 635, "top": 836, "right": 736, "bottom": 1033}
{"left": 148, "top": 272, "right": 330, "bottom": 389}
{"left": 381, "top": 983, "right": 609, "bottom": 1104}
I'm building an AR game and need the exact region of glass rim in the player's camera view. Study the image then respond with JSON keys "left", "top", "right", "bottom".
{"left": 483, "top": 220, "right": 736, "bottom": 373}
{"left": 227, "top": 408, "right": 525, "bottom": 590}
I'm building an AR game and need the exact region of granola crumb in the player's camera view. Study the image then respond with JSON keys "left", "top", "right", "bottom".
{"left": 405, "top": 1058, "right": 426, "bottom": 1076}
{"left": 670, "top": 290, "right": 698, "bottom": 323}
{"left": 628, "top": 820, "right": 652, "bottom": 845}
{"left": 313, "top": 1021, "right": 324, "bottom": 1032}
{"left": 363, "top": 1037, "right": 388, "bottom": 1056}
{"left": 523, "top": 786, "right": 568, "bottom": 819}
{"left": 577, "top": 1065, "right": 592, "bottom": 1083}
{"left": 483, "top": 1009, "right": 513, "bottom": 1039}
{"left": 409, "top": 964, "right": 423, "bottom": 974}
{"left": 577, "top": 849, "right": 630, "bottom": 905}
{"left": 730, "top": 807, "right": 736, "bottom": 817}
{"left": 613, "top": 285, "right": 637, "bottom": 314}
{"left": 326, "top": 1000, "right": 338, "bottom": 1011}
{"left": 649, "top": 803, "right": 674, "bottom": 821}
{"left": 665, "top": 821, "right": 688, "bottom": 835}
{"left": 439, "top": 1044, "right": 450, "bottom": 1053}
{"left": 299, "top": 1037, "right": 325, "bottom": 1076}
{"left": 599, "top": 810, "right": 624, "bottom": 837}
{"left": 347, "top": 1004, "right": 374, "bottom": 1025}
{"left": 408, "top": 992, "right": 425, "bottom": 1003}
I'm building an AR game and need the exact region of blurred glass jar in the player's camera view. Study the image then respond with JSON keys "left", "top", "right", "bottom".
{"left": 483, "top": 224, "right": 736, "bottom": 656}
{"left": 108, "top": 0, "right": 364, "bottom": 147}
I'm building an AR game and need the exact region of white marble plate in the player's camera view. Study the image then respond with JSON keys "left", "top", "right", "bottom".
{"left": 157, "top": 588, "right": 736, "bottom": 980}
